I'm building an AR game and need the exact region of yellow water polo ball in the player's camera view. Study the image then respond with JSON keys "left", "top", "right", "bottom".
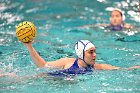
{"left": 16, "top": 21, "right": 36, "bottom": 43}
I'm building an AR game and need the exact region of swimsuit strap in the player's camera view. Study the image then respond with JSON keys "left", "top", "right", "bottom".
{"left": 71, "top": 57, "right": 79, "bottom": 68}
{"left": 74, "top": 57, "right": 93, "bottom": 69}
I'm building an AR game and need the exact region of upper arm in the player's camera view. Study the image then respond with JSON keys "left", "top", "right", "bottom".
{"left": 44, "top": 58, "right": 66, "bottom": 69}
{"left": 80, "top": 24, "right": 109, "bottom": 29}
{"left": 94, "top": 64, "right": 120, "bottom": 70}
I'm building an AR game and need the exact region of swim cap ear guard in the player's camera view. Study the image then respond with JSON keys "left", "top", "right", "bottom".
{"left": 122, "top": 13, "right": 125, "bottom": 21}
{"left": 75, "top": 40, "right": 95, "bottom": 60}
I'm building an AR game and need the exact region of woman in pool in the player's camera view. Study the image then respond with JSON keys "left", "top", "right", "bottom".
{"left": 23, "top": 40, "right": 140, "bottom": 76}
{"left": 106, "top": 8, "right": 133, "bottom": 31}
{"left": 82, "top": 8, "right": 133, "bottom": 31}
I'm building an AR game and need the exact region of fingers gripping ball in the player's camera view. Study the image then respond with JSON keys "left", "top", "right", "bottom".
{"left": 16, "top": 21, "right": 36, "bottom": 43}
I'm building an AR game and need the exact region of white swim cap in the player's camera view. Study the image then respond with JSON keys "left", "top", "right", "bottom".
{"left": 75, "top": 40, "right": 95, "bottom": 60}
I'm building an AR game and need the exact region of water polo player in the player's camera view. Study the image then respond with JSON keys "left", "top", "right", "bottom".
{"left": 23, "top": 40, "right": 140, "bottom": 76}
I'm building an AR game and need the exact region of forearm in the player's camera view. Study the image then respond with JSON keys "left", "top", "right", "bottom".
{"left": 95, "top": 24, "right": 109, "bottom": 27}
{"left": 0, "top": 74, "right": 7, "bottom": 77}
{"left": 94, "top": 64, "right": 140, "bottom": 70}
{"left": 103, "top": 65, "right": 140, "bottom": 70}
{"left": 0, "top": 73, "right": 16, "bottom": 78}
{"left": 123, "top": 66, "right": 140, "bottom": 70}
{"left": 25, "top": 44, "right": 46, "bottom": 67}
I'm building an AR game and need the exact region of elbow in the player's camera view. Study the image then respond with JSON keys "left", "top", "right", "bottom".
{"left": 37, "top": 63, "right": 46, "bottom": 68}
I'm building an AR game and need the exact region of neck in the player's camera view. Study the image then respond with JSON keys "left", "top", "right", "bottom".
{"left": 78, "top": 58, "right": 90, "bottom": 68}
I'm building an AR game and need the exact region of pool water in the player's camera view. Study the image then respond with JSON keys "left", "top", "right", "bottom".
{"left": 0, "top": 0, "right": 140, "bottom": 93}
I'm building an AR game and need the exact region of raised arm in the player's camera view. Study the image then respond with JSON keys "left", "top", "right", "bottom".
{"left": 24, "top": 42, "right": 46, "bottom": 67}
{"left": 24, "top": 42, "right": 65, "bottom": 68}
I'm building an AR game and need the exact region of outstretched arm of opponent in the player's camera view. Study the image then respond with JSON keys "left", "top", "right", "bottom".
{"left": 79, "top": 24, "right": 109, "bottom": 29}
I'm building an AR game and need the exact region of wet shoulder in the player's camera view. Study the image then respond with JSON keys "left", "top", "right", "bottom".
{"left": 60, "top": 58, "right": 76, "bottom": 69}
{"left": 60, "top": 57, "right": 76, "bottom": 64}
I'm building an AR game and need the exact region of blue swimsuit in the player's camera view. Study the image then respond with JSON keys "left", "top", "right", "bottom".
{"left": 48, "top": 58, "right": 93, "bottom": 77}
{"left": 106, "top": 24, "right": 124, "bottom": 31}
